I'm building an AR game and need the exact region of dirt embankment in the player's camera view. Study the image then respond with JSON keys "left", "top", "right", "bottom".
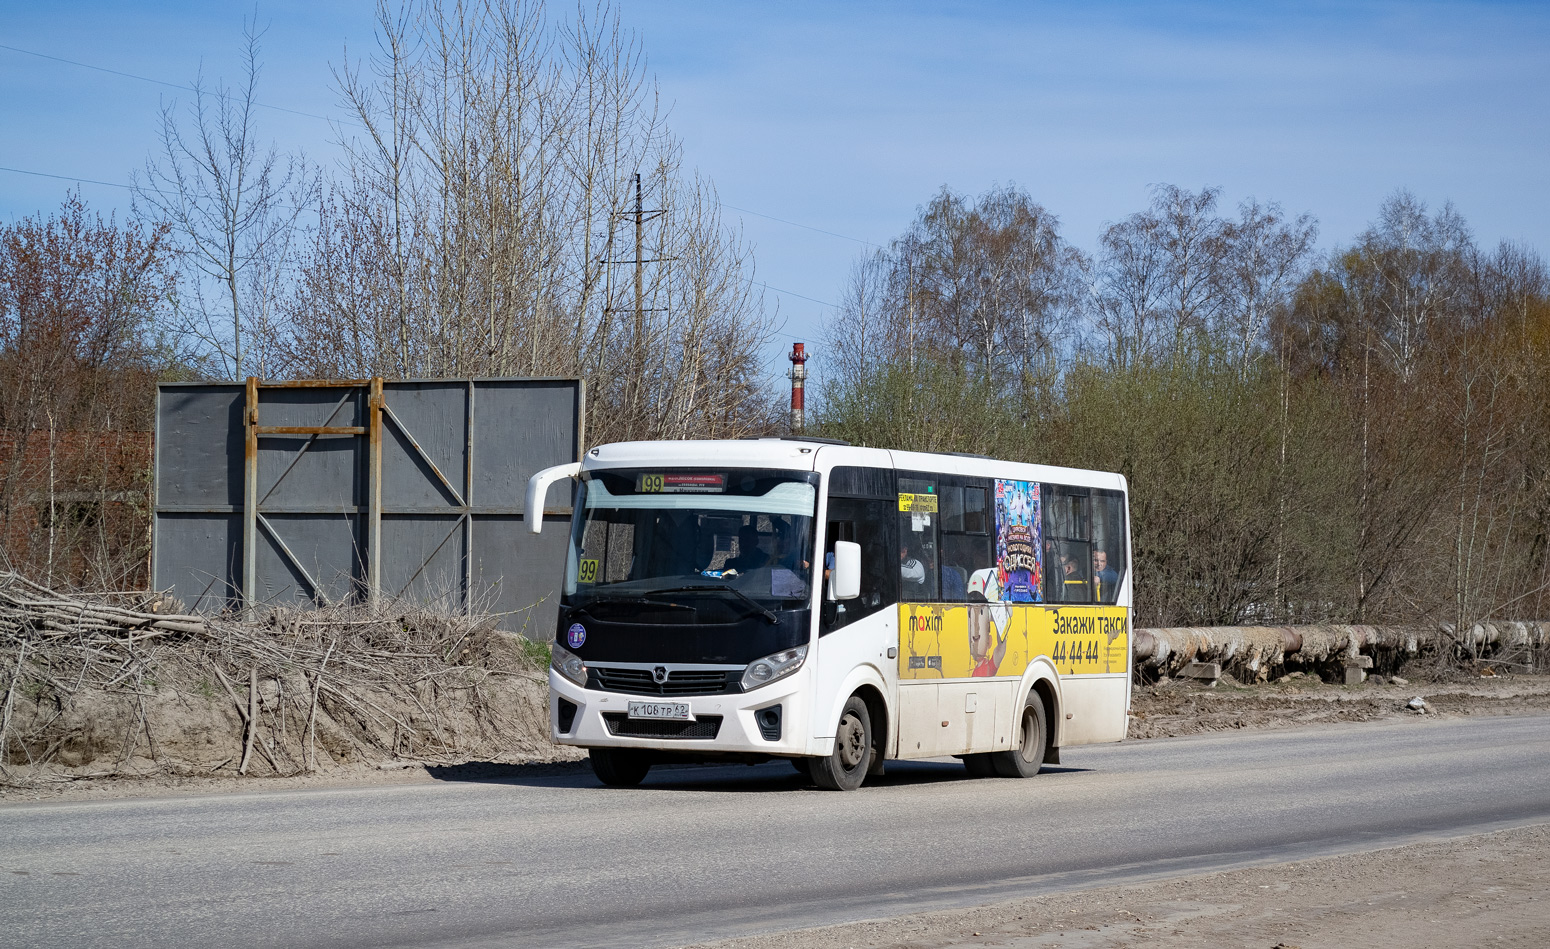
{"left": 0, "top": 572, "right": 566, "bottom": 793}
{"left": 1127, "top": 670, "right": 1550, "bottom": 739}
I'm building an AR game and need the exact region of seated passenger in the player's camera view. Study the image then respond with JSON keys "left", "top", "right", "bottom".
{"left": 1058, "top": 549, "right": 1090, "bottom": 602}
{"left": 900, "top": 543, "right": 927, "bottom": 591}
{"left": 1092, "top": 549, "right": 1119, "bottom": 602}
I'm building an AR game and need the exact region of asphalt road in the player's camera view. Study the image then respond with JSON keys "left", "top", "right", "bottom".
{"left": 3, "top": 715, "right": 1549, "bottom": 949}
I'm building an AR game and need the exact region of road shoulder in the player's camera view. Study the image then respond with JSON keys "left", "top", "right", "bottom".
{"left": 680, "top": 823, "right": 1550, "bottom": 949}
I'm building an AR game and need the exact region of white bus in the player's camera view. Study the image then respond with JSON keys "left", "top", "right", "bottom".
{"left": 526, "top": 438, "right": 1132, "bottom": 791}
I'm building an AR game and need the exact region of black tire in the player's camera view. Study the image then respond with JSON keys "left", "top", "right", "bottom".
{"left": 962, "top": 753, "right": 998, "bottom": 777}
{"left": 808, "top": 695, "right": 872, "bottom": 791}
{"left": 992, "top": 691, "right": 1048, "bottom": 778}
{"left": 589, "top": 748, "right": 651, "bottom": 787}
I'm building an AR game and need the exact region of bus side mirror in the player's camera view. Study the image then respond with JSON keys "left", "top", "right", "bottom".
{"left": 829, "top": 541, "right": 861, "bottom": 601}
{"left": 526, "top": 462, "right": 582, "bottom": 533}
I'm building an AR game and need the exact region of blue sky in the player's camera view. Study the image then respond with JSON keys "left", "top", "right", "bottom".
{"left": 3, "top": 1, "right": 1547, "bottom": 378}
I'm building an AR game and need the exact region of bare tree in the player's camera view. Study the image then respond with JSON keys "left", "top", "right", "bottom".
{"left": 823, "top": 184, "right": 1084, "bottom": 398}
{"left": 1216, "top": 198, "right": 1317, "bottom": 372}
{"left": 1340, "top": 190, "right": 1474, "bottom": 382}
{"left": 1092, "top": 185, "right": 1225, "bottom": 369}
{"left": 279, "top": 0, "right": 774, "bottom": 441}
{"left": 133, "top": 15, "right": 312, "bottom": 379}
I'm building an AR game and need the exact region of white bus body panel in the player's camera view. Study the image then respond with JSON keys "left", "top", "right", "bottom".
{"left": 806, "top": 607, "right": 894, "bottom": 755}
{"left": 550, "top": 662, "right": 819, "bottom": 756}
{"left": 894, "top": 679, "right": 1019, "bottom": 759}
{"left": 1057, "top": 674, "right": 1129, "bottom": 745}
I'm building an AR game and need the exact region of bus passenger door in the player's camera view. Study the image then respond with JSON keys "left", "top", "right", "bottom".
{"left": 813, "top": 496, "right": 898, "bottom": 750}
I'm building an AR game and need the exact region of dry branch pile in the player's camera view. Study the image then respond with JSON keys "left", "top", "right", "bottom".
{"left": 0, "top": 572, "right": 556, "bottom": 785}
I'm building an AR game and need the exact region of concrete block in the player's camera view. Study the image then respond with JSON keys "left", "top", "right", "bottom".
{"left": 1180, "top": 661, "right": 1221, "bottom": 681}
{"left": 1344, "top": 665, "right": 1367, "bottom": 685}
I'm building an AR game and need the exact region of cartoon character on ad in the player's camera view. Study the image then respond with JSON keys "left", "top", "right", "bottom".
{"left": 965, "top": 596, "right": 1008, "bottom": 676}
{"left": 995, "top": 479, "right": 1042, "bottom": 603}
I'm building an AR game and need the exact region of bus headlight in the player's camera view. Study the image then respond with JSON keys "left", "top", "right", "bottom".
{"left": 741, "top": 644, "right": 808, "bottom": 692}
{"left": 551, "top": 643, "right": 587, "bottom": 687}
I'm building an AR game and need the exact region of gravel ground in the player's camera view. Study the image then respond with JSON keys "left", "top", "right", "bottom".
{"left": 678, "top": 823, "right": 1550, "bottom": 949}
{"left": 1127, "top": 671, "right": 1550, "bottom": 739}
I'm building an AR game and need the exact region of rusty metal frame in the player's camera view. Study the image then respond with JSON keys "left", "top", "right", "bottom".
{"left": 368, "top": 377, "right": 383, "bottom": 607}
{"left": 244, "top": 376, "right": 378, "bottom": 614}
{"left": 233, "top": 375, "right": 581, "bottom": 614}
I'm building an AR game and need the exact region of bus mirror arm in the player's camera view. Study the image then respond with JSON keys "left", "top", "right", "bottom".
{"left": 526, "top": 462, "right": 582, "bottom": 534}
{"left": 828, "top": 541, "right": 861, "bottom": 601}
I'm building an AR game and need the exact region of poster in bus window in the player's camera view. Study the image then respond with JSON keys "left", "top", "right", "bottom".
{"left": 993, "top": 479, "right": 1042, "bottom": 602}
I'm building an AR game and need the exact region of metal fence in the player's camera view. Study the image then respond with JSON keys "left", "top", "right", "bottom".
{"left": 153, "top": 377, "right": 583, "bottom": 634}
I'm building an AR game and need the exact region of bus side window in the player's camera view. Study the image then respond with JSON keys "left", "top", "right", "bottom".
{"left": 822, "top": 497, "right": 899, "bottom": 634}
{"left": 898, "top": 475, "right": 939, "bottom": 602}
{"left": 1041, "top": 485, "right": 1094, "bottom": 604}
{"left": 939, "top": 482, "right": 992, "bottom": 601}
{"left": 1091, "top": 489, "right": 1127, "bottom": 604}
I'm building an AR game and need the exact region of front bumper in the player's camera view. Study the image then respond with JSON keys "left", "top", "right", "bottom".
{"left": 549, "top": 668, "right": 811, "bottom": 756}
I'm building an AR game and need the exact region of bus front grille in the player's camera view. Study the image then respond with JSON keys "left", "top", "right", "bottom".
{"left": 590, "top": 667, "right": 739, "bottom": 696}
{"left": 601, "top": 713, "right": 723, "bottom": 739}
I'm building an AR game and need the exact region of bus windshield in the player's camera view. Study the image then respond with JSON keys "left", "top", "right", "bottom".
{"left": 564, "top": 469, "right": 818, "bottom": 611}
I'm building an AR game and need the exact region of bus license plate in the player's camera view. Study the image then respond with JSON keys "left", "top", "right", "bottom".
{"left": 627, "top": 701, "right": 692, "bottom": 721}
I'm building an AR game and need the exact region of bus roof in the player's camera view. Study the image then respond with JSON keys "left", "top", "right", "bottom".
{"left": 581, "top": 439, "right": 1126, "bottom": 493}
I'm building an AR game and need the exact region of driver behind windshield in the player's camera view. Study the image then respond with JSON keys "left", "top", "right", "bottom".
{"left": 721, "top": 524, "right": 768, "bottom": 573}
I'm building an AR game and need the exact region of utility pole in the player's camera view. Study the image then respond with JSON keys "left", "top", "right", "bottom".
{"left": 602, "top": 173, "right": 671, "bottom": 432}
{"left": 633, "top": 173, "right": 646, "bottom": 374}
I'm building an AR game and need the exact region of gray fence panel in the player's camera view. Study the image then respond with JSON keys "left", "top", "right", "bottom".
{"left": 152, "top": 513, "right": 242, "bottom": 612}
{"left": 474, "top": 513, "right": 570, "bottom": 633}
{"left": 154, "top": 385, "right": 244, "bottom": 508}
{"left": 153, "top": 377, "right": 582, "bottom": 636}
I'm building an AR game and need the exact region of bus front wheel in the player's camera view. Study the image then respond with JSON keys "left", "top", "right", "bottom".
{"left": 809, "top": 696, "right": 872, "bottom": 791}
{"left": 992, "top": 692, "right": 1048, "bottom": 778}
{"left": 589, "top": 748, "right": 651, "bottom": 787}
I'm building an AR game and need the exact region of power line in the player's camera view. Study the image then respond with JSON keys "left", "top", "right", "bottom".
{"left": 0, "top": 165, "right": 314, "bottom": 216}
{"left": 0, "top": 165, "right": 134, "bottom": 192}
{"left": 751, "top": 279, "right": 840, "bottom": 311}
{"left": 2, "top": 41, "right": 893, "bottom": 267}
{"left": 721, "top": 203, "right": 882, "bottom": 249}
{"left": 0, "top": 42, "right": 352, "bottom": 127}
{"left": 0, "top": 164, "right": 841, "bottom": 309}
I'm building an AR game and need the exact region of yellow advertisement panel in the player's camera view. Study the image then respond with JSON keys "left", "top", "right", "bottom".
{"left": 900, "top": 603, "right": 1129, "bottom": 679}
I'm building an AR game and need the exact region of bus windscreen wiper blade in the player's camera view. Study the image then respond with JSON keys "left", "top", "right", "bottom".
{"left": 643, "top": 586, "right": 779, "bottom": 625}
{"left": 575, "top": 595, "right": 695, "bottom": 612}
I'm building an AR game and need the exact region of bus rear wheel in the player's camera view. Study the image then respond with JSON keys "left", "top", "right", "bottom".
{"left": 992, "top": 692, "right": 1048, "bottom": 778}
{"left": 808, "top": 695, "right": 872, "bottom": 791}
{"left": 589, "top": 748, "right": 651, "bottom": 787}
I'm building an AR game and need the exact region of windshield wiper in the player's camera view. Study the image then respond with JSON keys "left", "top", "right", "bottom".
{"left": 571, "top": 595, "right": 695, "bottom": 614}
{"left": 643, "top": 585, "right": 779, "bottom": 625}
